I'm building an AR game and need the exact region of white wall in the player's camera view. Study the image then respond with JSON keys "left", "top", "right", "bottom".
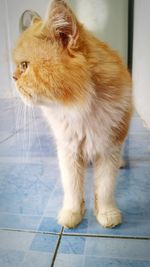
{"left": 133, "top": 0, "right": 150, "bottom": 127}
{"left": 0, "top": 0, "right": 12, "bottom": 98}
{"left": 74, "top": 0, "right": 128, "bottom": 64}
{"left": 1, "top": 0, "right": 129, "bottom": 98}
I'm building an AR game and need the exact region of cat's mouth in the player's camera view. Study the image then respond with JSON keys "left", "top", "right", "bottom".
{"left": 16, "top": 85, "right": 50, "bottom": 107}
{"left": 17, "top": 86, "right": 37, "bottom": 106}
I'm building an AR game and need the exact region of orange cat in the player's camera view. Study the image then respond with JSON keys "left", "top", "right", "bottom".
{"left": 12, "top": 0, "right": 132, "bottom": 228}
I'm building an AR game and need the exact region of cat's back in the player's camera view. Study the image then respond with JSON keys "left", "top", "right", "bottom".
{"left": 81, "top": 28, "right": 132, "bottom": 93}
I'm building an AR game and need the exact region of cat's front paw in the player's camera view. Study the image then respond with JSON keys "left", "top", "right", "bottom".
{"left": 58, "top": 209, "right": 84, "bottom": 228}
{"left": 96, "top": 208, "right": 122, "bottom": 228}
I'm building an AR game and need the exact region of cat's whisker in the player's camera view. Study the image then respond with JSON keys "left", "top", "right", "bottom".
{"left": 15, "top": 101, "right": 24, "bottom": 161}
{"left": 14, "top": 99, "right": 20, "bottom": 154}
{"left": 25, "top": 104, "right": 30, "bottom": 160}
{"left": 31, "top": 106, "right": 43, "bottom": 157}
{"left": 15, "top": 98, "right": 21, "bottom": 131}
{"left": 22, "top": 103, "right": 26, "bottom": 161}
{"left": 26, "top": 105, "right": 32, "bottom": 159}
{"left": 25, "top": 104, "right": 29, "bottom": 159}
{"left": 16, "top": 101, "right": 24, "bottom": 134}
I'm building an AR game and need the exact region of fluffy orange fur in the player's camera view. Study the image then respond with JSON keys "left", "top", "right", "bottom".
{"left": 12, "top": 0, "right": 132, "bottom": 229}
{"left": 13, "top": 5, "right": 132, "bottom": 140}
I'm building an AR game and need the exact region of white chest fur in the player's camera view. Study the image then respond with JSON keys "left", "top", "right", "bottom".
{"left": 41, "top": 94, "right": 125, "bottom": 161}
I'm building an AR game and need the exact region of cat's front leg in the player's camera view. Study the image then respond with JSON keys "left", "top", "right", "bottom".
{"left": 57, "top": 148, "right": 85, "bottom": 228}
{"left": 93, "top": 153, "right": 122, "bottom": 228}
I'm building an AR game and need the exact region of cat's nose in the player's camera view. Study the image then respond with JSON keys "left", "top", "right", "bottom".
{"left": 12, "top": 75, "right": 18, "bottom": 81}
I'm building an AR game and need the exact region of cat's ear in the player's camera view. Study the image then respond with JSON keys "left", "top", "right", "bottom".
{"left": 19, "top": 10, "right": 41, "bottom": 33}
{"left": 44, "top": 0, "right": 79, "bottom": 48}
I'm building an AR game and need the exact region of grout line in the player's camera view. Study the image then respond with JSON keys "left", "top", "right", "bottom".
{"left": 0, "top": 228, "right": 61, "bottom": 236}
{"left": 61, "top": 232, "right": 150, "bottom": 240}
{"left": 0, "top": 132, "right": 19, "bottom": 144}
{"left": 0, "top": 156, "right": 58, "bottom": 164}
{"left": 50, "top": 227, "right": 64, "bottom": 267}
{"left": 0, "top": 136, "right": 13, "bottom": 144}
{"left": 0, "top": 126, "right": 30, "bottom": 144}
{"left": 0, "top": 226, "right": 150, "bottom": 241}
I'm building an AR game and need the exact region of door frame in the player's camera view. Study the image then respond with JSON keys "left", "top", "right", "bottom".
{"left": 128, "top": 0, "right": 134, "bottom": 73}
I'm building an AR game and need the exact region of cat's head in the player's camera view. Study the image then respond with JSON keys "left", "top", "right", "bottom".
{"left": 12, "top": 0, "right": 92, "bottom": 106}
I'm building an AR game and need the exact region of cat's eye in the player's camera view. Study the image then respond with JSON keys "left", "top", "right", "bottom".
{"left": 20, "top": 61, "right": 29, "bottom": 72}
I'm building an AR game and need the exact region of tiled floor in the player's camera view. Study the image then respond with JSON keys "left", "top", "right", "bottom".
{"left": 0, "top": 98, "right": 150, "bottom": 267}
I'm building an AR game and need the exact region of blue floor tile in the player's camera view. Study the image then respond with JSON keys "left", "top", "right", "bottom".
{"left": 0, "top": 161, "right": 61, "bottom": 232}
{"left": 0, "top": 99, "right": 30, "bottom": 140}
{"left": 54, "top": 236, "right": 150, "bottom": 267}
{"left": 30, "top": 233, "right": 58, "bottom": 253}
{"left": 53, "top": 254, "right": 83, "bottom": 267}
{"left": 0, "top": 213, "right": 40, "bottom": 231}
{"left": 0, "top": 249, "right": 25, "bottom": 267}
{"left": 0, "top": 98, "right": 47, "bottom": 131}
{"left": 38, "top": 217, "right": 62, "bottom": 233}
{"left": 129, "top": 114, "right": 150, "bottom": 134}
{"left": 22, "top": 251, "right": 53, "bottom": 267}
{"left": 58, "top": 236, "right": 86, "bottom": 255}
{"left": 0, "top": 231, "right": 34, "bottom": 251}
{"left": 85, "top": 237, "right": 150, "bottom": 259}
{"left": 0, "top": 230, "right": 58, "bottom": 267}
{"left": 0, "top": 132, "right": 56, "bottom": 157}
{"left": 44, "top": 180, "right": 64, "bottom": 219}
{"left": 124, "top": 134, "right": 150, "bottom": 160}
{"left": 84, "top": 257, "right": 150, "bottom": 267}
